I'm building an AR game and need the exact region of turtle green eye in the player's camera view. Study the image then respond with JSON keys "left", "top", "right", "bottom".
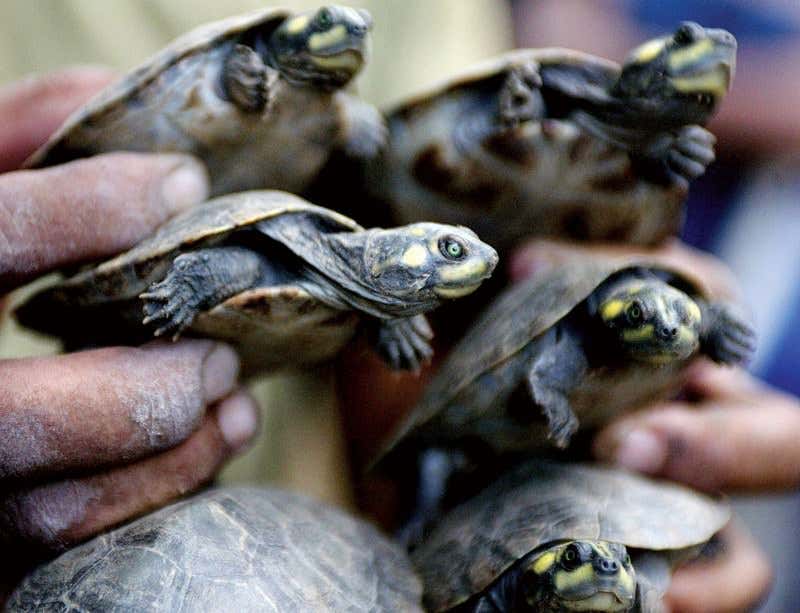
{"left": 626, "top": 302, "right": 643, "bottom": 325}
{"left": 316, "top": 8, "right": 333, "bottom": 29}
{"left": 439, "top": 237, "right": 466, "bottom": 260}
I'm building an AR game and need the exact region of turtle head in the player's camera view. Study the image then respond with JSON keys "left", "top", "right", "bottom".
{"left": 268, "top": 6, "right": 372, "bottom": 89}
{"left": 612, "top": 22, "right": 736, "bottom": 127}
{"left": 521, "top": 540, "right": 636, "bottom": 612}
{"left": 363, "top": 223, "right": 498, "bottom": 308}
{"left": 596, "top": 274, "right": 703, "bottom": 364}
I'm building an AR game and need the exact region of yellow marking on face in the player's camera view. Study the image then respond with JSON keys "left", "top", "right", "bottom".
{"left": 629, "top": 37, "right": 667, "bottom": 63}
{"left": 618, "top": 565, "right": 636, "bottom": 594}
{"left": 686, "top": 300, "right": 702, "bottom": 324}
{"left": 532, "top": 551, "right": 557, "bottom": 575}
{"left": 622, "top": 323, "right": 655, "bottom": 343}
{"left": 594, "top": 542, "right": 613, "bottom": 559}
{"left": 434, "top": 283, "right": 482, "bottom": 299}
{"left": 565, "top": 592, "right": 629, "bottom": 612}
{"left": 677, "top": 325, "right": 699, "bottom": 345}
{"left": 554, "top": 562, "right": 596, "bottom": 591}
{"left": 600, "top": 300, "right": 625, "bottom": 321}
{"left": 438, "top": 259, "right": 488, "bottom": 282}
{"left": 309, "top": 24, "right": 348, "bottom": 51}
{"left": 670, "top": 69, "right": 729, "bottom": 97}
{"left": 285, "top": 15, "right": 310, "bottom": 34}
{"left": 668, "top": 37, "right": 714, "bottom": 71}
{"left": 311, "top": 52, "right": 361, "bottom": 72}
{"left": 400, "top": 244, "right": 429, "bottom": 268}
{"left": 409, "top": 227, "right": 427, "bottom": 237}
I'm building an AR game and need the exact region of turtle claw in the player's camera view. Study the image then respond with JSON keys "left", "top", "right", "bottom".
{"left": 498, "top": 62, "right": 544, "bottom": 127}
{"left": 666, "top": 125, "right": 716, "bottom": 186}
{"left": 703, "top": 304, "right": 756, "bottom": 366}
{"left": 223, "top": 44, "right": 276, "bottom": 113}
{"left": 373, "top": 315, "right": 434, "bottom": 371}
{"left": 140, "top": 263, "right": 205, "bottom": 341}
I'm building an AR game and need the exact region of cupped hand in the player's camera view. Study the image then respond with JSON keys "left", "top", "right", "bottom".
{"left": 0, "top": 69, "right": 259, "bottom": 594}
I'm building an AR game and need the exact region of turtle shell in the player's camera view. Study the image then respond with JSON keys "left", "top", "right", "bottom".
{"left": 15, "top": 191, "right": 365, "bottom": 372}
{"left": 376, "top": 258, "right": 711, "bottom": 460}
{"left": 8, "top": 487, "right": 423, "bottom": 612}
{"left": 412, "top": 460, "right": 730, "bottom": 611}
{"left": 26, "top": 8, "right": 291, "bottom": 169}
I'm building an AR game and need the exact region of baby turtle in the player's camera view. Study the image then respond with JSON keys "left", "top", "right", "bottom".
{"left": 26, "top": 6, "right": 386, "bottom": 195}
{"left": 367, "top": 22, "right": 736, "bottom": 251}
{"left": 374, "top": 257, "right": 752, "bottom": 536}
{"left": 8, "top": 487, "right": 423, "bottom": 612}
{"left": 412, "top": 460, "right": 730, "bottom": 612}
{"left": 17, "top": 191, "right": 497, "bottom": 373}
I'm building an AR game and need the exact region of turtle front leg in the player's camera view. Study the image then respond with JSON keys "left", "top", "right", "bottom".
{"left": 222, "top": 44, "right": 278, "bottom": 113}
{"left": 335, "top": 92, "right": 388, "bottom": 159}
{"left": 498, "top": 61, "right": 544, "bottom": 127}
{"left": 141, "top": 247, "right": 265, "bottom": 340}
{"left": 525, "top": 329, "right": 588, "bottom": 448}
{"left": 370, "top": 315, "right": 433, "bottom": 371}
{"left": 665, "top": 125, "right": 716, "bottom": 189}
{"left": 699, "top": 301, "right": 756, "bottom": 366}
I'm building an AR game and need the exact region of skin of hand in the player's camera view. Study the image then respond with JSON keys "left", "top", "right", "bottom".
{"left": 0, "top": 68, "right": 260, "bottom": 597}
{"left": 338, "top": 238, "right": 779, "bottom": 612}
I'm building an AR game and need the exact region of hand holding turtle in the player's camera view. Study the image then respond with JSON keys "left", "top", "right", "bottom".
{"left": 0, "top": 69, "right": 258, "bottom": 597}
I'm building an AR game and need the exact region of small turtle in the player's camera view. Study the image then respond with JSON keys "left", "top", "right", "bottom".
{"left": 412, "top": 459, "right": 730, "bottom": 612}
{"left": 26, "top": 6, "right": 386, "bottom": 196}
{"left": 8, "top": 487, "right": 423, "bottom": 612}
{"left": 366, "top": 22, "right": 736, "bottom": 251}
{"left": 16, "top": 191, "right": 497, "bottom": 373}
{"left": 373, "top": 257, "right": 752, "bottom": 536}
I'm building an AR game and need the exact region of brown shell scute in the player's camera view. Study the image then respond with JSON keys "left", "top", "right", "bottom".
{"left": 412, "top": 460, "right": 730, "bottom": 611}
{"left": 8, "top": 487, "right": 424, "bottom": 612}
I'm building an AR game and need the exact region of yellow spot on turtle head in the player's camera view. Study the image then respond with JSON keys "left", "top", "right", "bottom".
{"left": 309, "top": 24, "right": 347, "bottom": 52}
{"left": 409, "top": 227, "right": 427, "bottom": 237}
{"left": 629, "top": 37, "right": 667, "bottom": 64}
{"left": 531, "top": 551, "right": 557, "bottom": 575}
{"left": 668, "top": 37, "right": 714, "bottom": 71}
{"left": 284, "top": 15, "right": 310, "bottom": 34}
{"left": 554, "top": 562, "right": 596, "bottom": 591}
{"left": 686, "top": 300, "right": 702, "bottom": 324}
{"left": 600, "top": 299, "right": 625, "bottom": 321}
{"left": 622, "top": 323, "right": 655, "bottom": 343}
{"left": 400, "top": 244, "right": 429, "bottom": 268}
{"left": 438, "top": 259, "right": 488, "bottom": 282}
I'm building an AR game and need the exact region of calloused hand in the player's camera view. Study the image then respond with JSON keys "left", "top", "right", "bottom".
{"left": 0, "top": 69, "right": 259, "bottom": 597}
{"left": 514, "top": 238, "right": 779, "bottom": 613}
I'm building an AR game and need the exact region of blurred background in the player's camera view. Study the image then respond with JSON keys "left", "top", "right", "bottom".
{"left": 1, "top": 1, "right": 798, "bottom": 610}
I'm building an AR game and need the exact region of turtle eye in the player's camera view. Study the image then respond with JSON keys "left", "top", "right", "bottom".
{"left": 562, "top": 544, "right": 581, "bottom": 570}
{"left": 316, "top": 8, "right": 334, "bottom": 30}
{"left": 626, "top": 302, "right": 644, "bottom": 325}
{"left": 439, "top": 237, "right": 467, "bottom": 260}
{"left": 674, "top": 23, "right": 699, "bottom": 45}
{"left": 625, "top": 553, "right": 632, "bottom": 566}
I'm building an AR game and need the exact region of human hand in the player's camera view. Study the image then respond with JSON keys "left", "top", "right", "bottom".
{"left": 514, "top": 238, "right": 778, "bottom": 612}
{"left": 0, "top": 69, "right": 259, "bottom": 595}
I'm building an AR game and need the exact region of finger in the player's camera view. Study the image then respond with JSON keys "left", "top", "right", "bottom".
{"left": 0, "top": 390, "right": 259, "bottom": 552}
{"left": 665, "top": 523, "right": 773, "bottom": 613}
{"left": 0, "top": 67, "right": 116, "bottom": 173}
{"left": 593, "top": 372, "right": 800, "bottom": 492}
{"left": 509, "top": 238, "right": 740, "bottom": 299}
{"left": 0, "top": 152, "right": 209, "bottom": 291}
{"left": 0, "top": 341, "right": 240, "bottom": 481}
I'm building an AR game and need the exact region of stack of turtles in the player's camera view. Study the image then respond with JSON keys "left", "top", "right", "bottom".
{"left": 11, "top": 7, "right": 755, "bottom": 613}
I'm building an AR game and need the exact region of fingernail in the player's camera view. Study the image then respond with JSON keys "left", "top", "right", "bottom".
{"left": 161, "top": 158, "right": 209, "bottom": 212}
{"left": 201, "top": 344, "right": 240, "bottom": 403}
{"left": 217, "top": 393, "right": 259, "bottom": 452}
{"left": 611, "top": 429, "right": 667, "bottom": 474}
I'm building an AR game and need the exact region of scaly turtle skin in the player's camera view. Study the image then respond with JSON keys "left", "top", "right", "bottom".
{"left": 8, "top": 487, "right": 423, "bottom": 612}
{"left": 366, "top": 22, "right": 736, "bottom": 251}
{"left": 16, "top": 191, "right": 497, "bottom": 373}
{"left": 413, "top": 460, "right": 729, "bottom": 613}
{"left": 26, "top": 6, "right": 386, "bottom": 196}
{"left": 374, "top": 257, "right": 752, "bottom": 538}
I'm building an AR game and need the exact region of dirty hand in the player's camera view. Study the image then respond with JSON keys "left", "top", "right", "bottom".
{"left": 0, "top": 68, "right": 258, "bottom": 593}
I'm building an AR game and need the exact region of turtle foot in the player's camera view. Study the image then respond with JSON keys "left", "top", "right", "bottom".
{"left": 498, "top": 61, "right": 543, "bottom": 127}
{"left": 141, "top": 254, "right": 207, "bottom": 340}
{"left": 223, "top": 44, "right": 275, "bottom": 113}
{"left": 373, "top": 315, "right": 434, "bottom": 371}
{"left": 666, "top": 125, "right": 716, "bottom": 188}
{"left": 704, "top": 304, "right": 756, "bottom": 366}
